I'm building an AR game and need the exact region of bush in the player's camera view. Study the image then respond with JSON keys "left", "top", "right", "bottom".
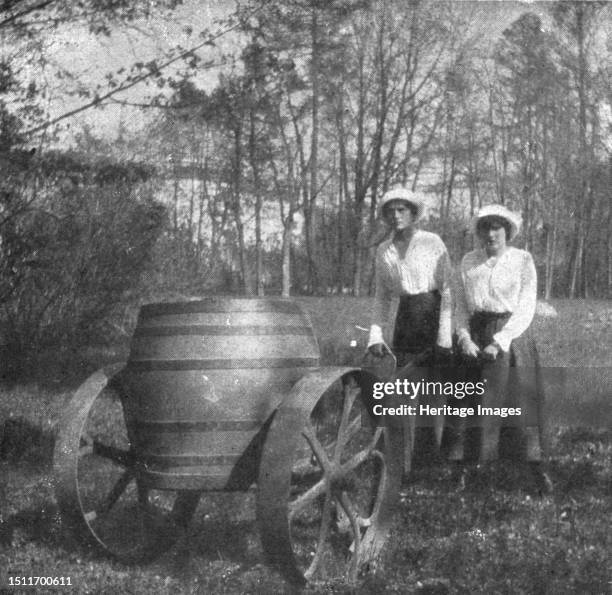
{"left": 0, "top": 150, "right": 165, "bottom": 378}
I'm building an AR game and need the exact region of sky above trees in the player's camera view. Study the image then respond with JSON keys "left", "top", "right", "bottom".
{"left": 43, "top": 0, "right": 234, "bottom": 138}
{"left": 3, "top": 0, "right": 557, "bottom": 143}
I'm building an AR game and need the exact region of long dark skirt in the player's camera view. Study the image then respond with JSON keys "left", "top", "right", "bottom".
{"left": 392, "top": 291, "right": 446, "bottom": 468}
{"left": 440, "top": 312, "right": 547, "bottom": 463}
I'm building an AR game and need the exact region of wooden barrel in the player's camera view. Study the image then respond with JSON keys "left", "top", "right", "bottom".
{"left": 121, "top": 298, "right": 320, "bottom": 491}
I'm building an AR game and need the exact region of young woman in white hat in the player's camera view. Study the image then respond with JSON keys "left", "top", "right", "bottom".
{"left": 443, "top": 204, "right": 551, "bottom": 493}
{"left": 367, "top": 187, "right": 453, "bottom": 468}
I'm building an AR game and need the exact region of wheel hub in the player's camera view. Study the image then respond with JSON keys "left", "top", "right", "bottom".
{"left": 328, "top": 466, "right": 356, "bottom": 493}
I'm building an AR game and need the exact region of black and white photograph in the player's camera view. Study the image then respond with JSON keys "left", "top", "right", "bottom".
{"left": 0, "top": 1, "right": 611, "bottom": 592}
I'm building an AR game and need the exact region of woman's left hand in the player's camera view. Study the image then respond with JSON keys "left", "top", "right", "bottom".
{"left": 481, "top": 343, "right": 500, "bottom": 361}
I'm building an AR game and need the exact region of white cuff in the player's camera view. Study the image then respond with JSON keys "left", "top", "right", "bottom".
{"left": 492, "top": 331, "right": 511, "bottom": 352}
{"left": 456, "top": 328, "right": 471, "bottom": 346}
{"left": 436, "top": 332, "right": 452, "bottom": 349}
{"left": 367, "top": 324, "right": 384, "bottom": 348}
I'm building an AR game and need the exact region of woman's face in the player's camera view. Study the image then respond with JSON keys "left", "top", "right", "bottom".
{"left": 384, "top": 200, "right": 416, "bottom": 232}
{"left": 477, "top": 216, "right": 507, "bottom": 256}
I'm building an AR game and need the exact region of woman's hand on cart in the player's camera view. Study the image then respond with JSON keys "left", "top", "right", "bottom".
{"left": 459, "top": 336, "right": 481, "bottom": 359}
{"left": 480, "top": 342, "right": 501, "bottom": 361}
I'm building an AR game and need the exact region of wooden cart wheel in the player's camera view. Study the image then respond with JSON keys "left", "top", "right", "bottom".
{"left": 53, "top": 365, "right": 200, "bottom": 563}
{"left": 257, "top": 368, "right": 403, "bottom": 585}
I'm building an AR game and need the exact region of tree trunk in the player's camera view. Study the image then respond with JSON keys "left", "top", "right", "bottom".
{"left": 608, "top": 155, "right": 612, "bottom": 297}
{"left": 305, "top": 6, "right": 320, "bottom": 294}
{"left": 608, "top": 195, "right": 612, "bottom": 298}
{"left": 281, "top": 221, "right": 292, "bottom": 298}
{"left": 172, "top": 172, "right": 180, "bottom": 234}
{"left": 231, "top": 127, "right": 254, "bottom": 296}
{"left": 544, "top": 186, "right": 558, "bottom": 300}
{"left": 444, "top": 154, "right": 456, "bottom": 237}
{"left": 249, "top": 108, "right": 264, "bottom": 297}
{"left": 196, "top": 152, "right": 206, "bottom": 270}
{"left": 569, "top": 4, "right": 589, "bottom": 299}
{"left": 568, "top": 223, "right": 584, "bottom": 299}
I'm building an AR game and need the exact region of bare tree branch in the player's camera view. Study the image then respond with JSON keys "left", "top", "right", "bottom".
{"left": 21, "top": 13, "right": 255, "bottom": 137}
{"left": 0, "top": 0, "right": 57, "bottom": 30}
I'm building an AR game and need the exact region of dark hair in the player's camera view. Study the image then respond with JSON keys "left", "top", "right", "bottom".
{"left": 477, "top": 216, "right": 511, "bottom": 238}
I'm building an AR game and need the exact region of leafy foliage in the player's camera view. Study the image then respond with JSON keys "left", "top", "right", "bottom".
{"left": 0, "top": 150, "right": 164, "bottom": 376}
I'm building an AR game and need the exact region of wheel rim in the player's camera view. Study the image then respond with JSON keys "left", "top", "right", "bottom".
{"left": 258, "top": 371, "right": 402, "bottom": 585}
{"left": 53, "top": 367, "right": 200, "bottom": 562}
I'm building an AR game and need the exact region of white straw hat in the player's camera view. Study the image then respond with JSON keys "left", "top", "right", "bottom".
{"left": 472, "top": 204, "right": 521, "bottom": 241}
{"left": 378, "top": 187, "right": 427, "bottom": 221}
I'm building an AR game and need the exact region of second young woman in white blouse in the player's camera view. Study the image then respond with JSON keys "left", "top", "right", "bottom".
{"left": 443, "top": 204, "right": 551, "bottom": 493}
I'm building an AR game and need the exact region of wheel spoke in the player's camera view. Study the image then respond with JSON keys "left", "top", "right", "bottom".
{"left": 136, "top": 483, "right": 152, "bottom": 542}
{"left": 95, "top": 469, "right": 134, "bottom": 516}
{"left": 333, "top": 382, "right": 359, "bottom": 463}
{"left": 361, "top": 427, "right": 383, "bottom": 457}
{"left": 170, "top": 492, "right": 200, "bottom": 528}
{"left": 92, "top": 441, "right": 133, "bottom": 468}
{"left": 339, "top": 491, "right": 362, "bottom": 582}
{"left": 288, "top": 477, "right": 326, "bottom": 521}
{"left": 137, "top": 483, "right": 149, "bottom": 510}
{"left": 79, "top": 433, "right": 94, "bottom": 456}
{"left": 340, "top": 428, "right": 385, "bottom": 475}
{"left": 337, "top": 416, "right": 362, "bottom": 450}
{"left": 370, "top": 427, "right": 383, "bottom": 449}
{"left": 314, "top": 415, "right": 362, "bottom": 469}
{"left": 302, "top": 423, "right": 333, "bottom": 473}
{"left": 304, "top": 491, "right": 334, "bottom": 581}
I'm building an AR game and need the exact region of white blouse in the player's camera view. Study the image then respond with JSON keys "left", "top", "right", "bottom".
{"left": 455, "top": 246, "right": 537, "bottom": 352}
{"left": 368, "top": 229, "right": 453, "bottom": 349}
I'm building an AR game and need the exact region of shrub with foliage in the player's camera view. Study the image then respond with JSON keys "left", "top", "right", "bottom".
{"left": 0, "top": 150, "right": 165, "bottom": 376}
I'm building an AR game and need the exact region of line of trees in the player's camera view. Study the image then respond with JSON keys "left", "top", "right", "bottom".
{"left": 0, "top": 1, "right": 611, "bottom": 370}
{"left": 135, "top": 0, "right": 612, "bottom": 300}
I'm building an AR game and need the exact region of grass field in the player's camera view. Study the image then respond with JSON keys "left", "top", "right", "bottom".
{"left": 0, "top": 297, "right": 610, "bottom": 593}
